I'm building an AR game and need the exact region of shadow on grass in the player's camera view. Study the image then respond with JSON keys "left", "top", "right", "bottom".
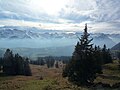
{"left": 98, "top": 74, "right": 120, "bottom": 80}
{"left": 0, "top": 72, "right": 7, "bottom": 77}
{"left": 0, "top": 72, "right": 16, "bottom": 77}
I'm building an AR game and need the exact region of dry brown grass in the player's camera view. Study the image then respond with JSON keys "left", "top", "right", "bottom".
{"left": 30, "top": 64, "right": 63, "bottom": 79}
{"left": 0, "top": 64, "right": 75, "bottom": 90}
{"left": 0, "top": 61, "right": 120, "bottom": 90}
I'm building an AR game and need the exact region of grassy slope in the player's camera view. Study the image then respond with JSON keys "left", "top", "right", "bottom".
{"left": 0, "top": 61, "right": 120, "bottom": 90}
{"left": 95, "top": 60, "right": 120, "bottom": 86}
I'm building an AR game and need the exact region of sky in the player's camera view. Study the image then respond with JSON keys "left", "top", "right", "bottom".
{"left": 0, "top": 0, "right": 120, "bottom": 33}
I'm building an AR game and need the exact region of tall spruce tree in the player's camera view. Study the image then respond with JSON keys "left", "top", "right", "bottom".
{"left": 63, "top": 24, "right": 102, "bottom": 86}
{"left": 118, "top": 52, "right": 120, "bottom": 60}
{"left": 3, "top": 49, "right": 16, "bottom": 75}
{"left": 102, "top": 45, "right": 112, "bottom": 64}
{"left": 94, "top": 45, "right": 103, "bottom": 74}
{"left": 118, "top": 52, "right": 120, "bottom": 69}
{"left": 14, "top": 54, "right": 25, "bottom": 75}
{"left": 0, "top": 58, "right": 3, "bottom": 72}
{"left": 2, "top": 49, "right": 32, "bottom": 76}
{"left": 24, "top": 58, "right": 32, "bottom": 76}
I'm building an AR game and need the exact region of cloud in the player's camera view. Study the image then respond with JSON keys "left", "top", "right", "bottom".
{"left": 58, "top": 0, "right": 97, "bottom": 23}
{"left": 0, "top": 0, "right": 57, "bottom": 22}
{"left": 91, "top": 0, "right": 120, "bottom": 22}
{"left": 59, "top": 0, "right": 120, "bottom": 23}
{"left": 0, "top": 0, "right": 120, "bottom": 33}
{"left": 0, "top": 0, "right": 120, "bottom": 23}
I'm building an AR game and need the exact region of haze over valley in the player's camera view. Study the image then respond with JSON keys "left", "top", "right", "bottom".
{"left": 0, "top": 26, "right": 120, "bottom": 57}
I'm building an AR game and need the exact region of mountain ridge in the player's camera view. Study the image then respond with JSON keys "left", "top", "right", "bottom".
{"left": 111, "top": 42, "right": 120, "bottom": 51}
{"left": 0, "top": 26, "right": 119, "bottom": 57}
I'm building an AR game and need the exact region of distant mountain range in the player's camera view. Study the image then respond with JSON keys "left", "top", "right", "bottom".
{"left": 0, "top": 26, "right": 119, "bottom": 40}
{"left": 0, "top": 26, "right": 119, "bottom": 47}
{"left": 0, "top": 26, "right": 120, "bottom": 57}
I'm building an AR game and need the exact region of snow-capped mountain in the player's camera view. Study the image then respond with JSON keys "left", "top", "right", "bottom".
{"left": 93, "top": 33, "right": 116, "bottom": 48}
{"left": 0, "top": 26, "right": 80, "bottom": 39}
{"left": 0, "top": 26, "right": 119, "bottom": 48}
{"left": 0, "top": 26, "right": 120, "bottom": 57}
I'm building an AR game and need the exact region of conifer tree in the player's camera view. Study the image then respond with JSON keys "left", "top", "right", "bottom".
{"left": 46, "top": 56, "right": 55, "bottom": 68}
{"left": 118, "top": 52, "right": 120, "bottom": 60}
{"left": 2, "top": 49, "right": 32, "bottom": 76}
{"left": 55, "top": 61, "right": 59, "bottom": 68}
{"left": 118, "top": 52, "right": 120, "bottom": 69}
{"left": 102, "top": 45, "right": 112, "bottom": 64}
{"left": 0, "top": 58, "right": 3, "bottom": 71}
{"left": 63, "top": 24, "right": 102, "bottom": 85}
{"left": 94, "top": 45, "right": 103, "bottom": 74}
{"left": 3, "top": 49, "right": 16, "bottom": 75}
{"left": 14, "top": 54, "right": 25, "bottom": 75}
{"left": 24, "top": 58, "right": 32, "bottom": 76}
{"left": 37, "top": 57, "right": 45, "bottom": 65}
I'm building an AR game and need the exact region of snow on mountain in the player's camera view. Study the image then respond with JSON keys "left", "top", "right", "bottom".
{"left": 0, "top": 26, "right": 119, "bottom": 49}
{"left": 92, "top": 33, "right": 116, "bottom": 48}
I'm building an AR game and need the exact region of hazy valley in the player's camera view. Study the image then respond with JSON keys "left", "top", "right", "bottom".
{"left": 0, "top": 26, "right": 120, "bottom": 58}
